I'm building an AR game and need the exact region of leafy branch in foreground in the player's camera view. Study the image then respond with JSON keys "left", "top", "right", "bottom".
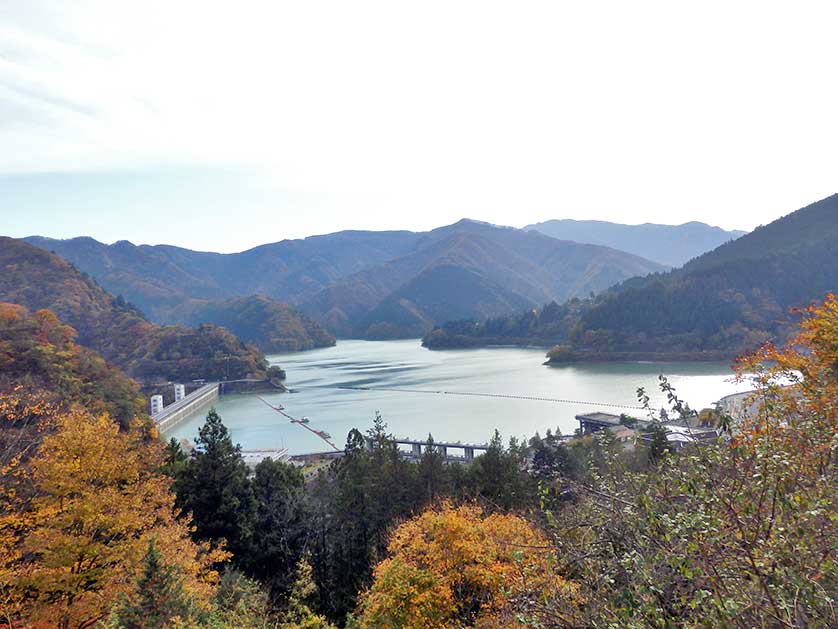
{"left": 538, "top": 294, "right": 838, "bottom": 627}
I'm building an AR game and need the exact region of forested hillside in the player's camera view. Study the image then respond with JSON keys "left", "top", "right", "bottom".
{"left": 175, "top": 295, "right": 336, "bottom": 353}
{"left": 299, "top": 220, "right": 663, "bottom": 338}
{"left": 423, "top": 299, "right": 587, "bottom": 349}
{"left": 0, "top": 302, "right": 145, "bottom": 425}
{"left": 0, "top": 237, "right": 267, "bottom": 382}
{"left": 26, "top": 220, "right": 664, "bottom": 339}
{"left": 570, "top": 193, "right": 838, "bottom": 358}
{"left": 525, "top": 218, "right": 745, "bottom": 266}
{"left": 426, "top": 194, "right": 838, "bottom": 359}
{"left": 357, "top": 265, "right": 533, "bottom": 339}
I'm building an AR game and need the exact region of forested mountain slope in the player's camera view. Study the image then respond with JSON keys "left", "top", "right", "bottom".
{"left": 0, "top": 238, "right": 267, "bottom": 382}
{"left": 524, "top": 218, "right": 746, "bottom": 266}
{"left": 574, "top": 193, "right": 838, "bottom": 355}
{"left": 299, "top": 220, "right": 664, "bottom": 337}
{"left": 26, "top": 221, "right": 664, "bottom": 339}
{"left": 0, "top": 302, "right": 145, "bottom": 425}
{"left": 426, "top": 194, "right": 838, "bottom": 359}
{"left": 173, "top": 295, "right": 336, "bottom": 353}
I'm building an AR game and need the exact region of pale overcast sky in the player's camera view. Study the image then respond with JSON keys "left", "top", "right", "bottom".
{"left": 1, "top": 1, "right": 836, "bottom": 252}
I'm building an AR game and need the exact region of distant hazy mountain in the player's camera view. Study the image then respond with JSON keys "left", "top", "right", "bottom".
{"left": 523, "top": 219, "right": 746, "bottom": 267}
{"left": 428, "top": 194, "right": 838, "bottom": 359}
{"left": 26, "top": 220, "right": 664, "bottom": 339}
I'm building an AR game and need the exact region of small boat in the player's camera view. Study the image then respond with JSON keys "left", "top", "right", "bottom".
{"left": 257, "top": 396, "right": 288, "bottom": 416}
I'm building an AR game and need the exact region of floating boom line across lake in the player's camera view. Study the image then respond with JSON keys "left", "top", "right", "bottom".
{"left": 302, "top": 385, "right": 648, "bottom": 411}
{"left": 257, "top": 396, "right": 341, "bottom": 451}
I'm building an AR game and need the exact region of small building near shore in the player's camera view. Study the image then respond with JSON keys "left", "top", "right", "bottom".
{"left": 639, "top": 423, "right": 720, "bottom": 451}
{"left": 608, "top": 425, "right": 639, "bottom": 446}
{"left": 575, "top": 412, "right": 624, "bottom": 434}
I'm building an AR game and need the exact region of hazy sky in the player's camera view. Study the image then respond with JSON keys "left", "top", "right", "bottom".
{"left": 1, "top": 1, "right": 836, "bottom": 252}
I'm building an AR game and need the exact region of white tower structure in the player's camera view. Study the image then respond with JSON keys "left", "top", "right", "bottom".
{"left": 150, "top": 395, "right": 164, "bottom": 416}
{"left": 174, "top": 383, "right": 186, "bottom": 402}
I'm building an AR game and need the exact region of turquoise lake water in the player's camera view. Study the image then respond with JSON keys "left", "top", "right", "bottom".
{"left": 164, "top": 339, "right": 749, "bottom": 454}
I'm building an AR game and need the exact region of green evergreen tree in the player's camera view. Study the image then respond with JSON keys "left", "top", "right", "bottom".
{"left": 173, "top": 408, "right": 256, "bottom": 558}
{"left": 113, "top": 540, "right": 195, "bottom": 628}
{"left": 446, "top": 461, "right": 472, "bottom": 501}
{"left": 160, "top": 437, "right": 187, "bottom": 478}
{"left": 417, "top": 433, "right": 448, "bottom": 502}
{"left": 245, "top": 457, "right": 307, "bottom": 598}
{"left": 284, "top": 555, "right": 336, "bottom": 628}
{"left": 308, "top": 416, "right": 419, "bottom": 622}
{"left": 469, "top": 430, "right": 530, "bottom": 510}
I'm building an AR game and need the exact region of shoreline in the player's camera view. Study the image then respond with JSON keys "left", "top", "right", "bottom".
{"left": 544, "top": 350, "right": 735, "bottom": 365}
{"left": 422, "top": 339, "right": 735, "bottom": 363}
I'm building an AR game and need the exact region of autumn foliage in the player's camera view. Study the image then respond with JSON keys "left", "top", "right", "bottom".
{"left": 0, "top": 303, "right": 145, "bottom": 426}
{"left": 355, "top": 502, "right": 578, "bottom": 628}
{"left": 541, "top": 294, "right": 838, "bottom": 627}
{"left": 734, "top": 292, "right": 838, "bottom": 462}
{"left": 0, "top": 238, "right": 269, "bottom": 384}
{"left": 0, "top": 403, "right": 227, "bottom": 628}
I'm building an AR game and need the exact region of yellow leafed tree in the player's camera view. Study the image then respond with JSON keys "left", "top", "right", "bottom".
{"left": 354, "top": 502, "right": 579, "bottom": 628}
{"left": 0, "top": 388, "right": 57, "bottom": 622}
{"left": 1, "top": 405, "right": 228, "bottom": 629}
{"left": 735, "top": 292, "right": 838, "bottom": 469}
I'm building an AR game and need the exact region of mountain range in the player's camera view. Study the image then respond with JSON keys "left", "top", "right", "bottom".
{"left": 426, "top": 194, "right": 838, "bottom": 360}
{"left": 301, "top": 220, "right": 667, "bottom": 338}
{"left": 26, "top": 220, "right": 667, "bottom": 339}
{"left": 524, "top": 219, "right": 746, "bottom": 267}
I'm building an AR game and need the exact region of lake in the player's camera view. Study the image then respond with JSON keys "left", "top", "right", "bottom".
{"left": 163, "top": 339, "right": 749, "bottom": 454}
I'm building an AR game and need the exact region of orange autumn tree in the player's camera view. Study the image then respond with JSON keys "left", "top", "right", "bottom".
{"left": 1, "top": 406, "right": 228, "bottom": 629}
{"left": 354, "top": 502, "right": 579, "bottom": 628}
{"left": 735, "top": 291, "right": 838, "bottom": 467}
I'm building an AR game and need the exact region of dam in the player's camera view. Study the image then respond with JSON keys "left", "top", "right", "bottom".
{"left": 152, "top": 382, "right": 219, "bottom": 432}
